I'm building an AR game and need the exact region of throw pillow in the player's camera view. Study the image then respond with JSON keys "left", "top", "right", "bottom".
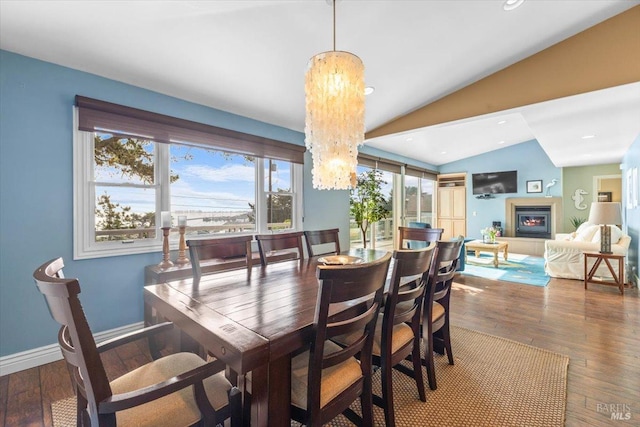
{"left": 575, "top": 221, "right": 593, "bottom": 234}
{"left": 573, "top": 224, "right": 599, "bottom": 242}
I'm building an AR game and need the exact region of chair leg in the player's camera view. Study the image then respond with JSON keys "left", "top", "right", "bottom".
{"left": 228, "top": 386, "right": 243, "bottom": 427}
{"left": 361, "top": 376, "right": 374, "bottom": 427}
{"left": 381, "top": 358, "right": 396, "bottom": 427}
{"left": 442, "top": 319, "right": 454, "bottom": 365}
{"left": 76, "top": 390, "right": 87, "bottom": 427}
{"left": 423, "top": 330, "right": 437, "bottom": 390}
{"left": 411, "top": 338, "right": 427, "bottom": 402}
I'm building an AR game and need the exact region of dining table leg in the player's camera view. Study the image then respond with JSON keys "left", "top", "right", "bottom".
{"left": 250, "top": 355, "right": 292, "bottom": 427}
{"left": 250, "top": 364, "right": 269, "bottom": 427}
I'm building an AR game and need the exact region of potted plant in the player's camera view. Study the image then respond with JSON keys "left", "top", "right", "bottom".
{"left": 350, "top": 169, "right": 390, "bottom": 248}
{"left": 569, "top": 216, "right": 587, "bottom": 231}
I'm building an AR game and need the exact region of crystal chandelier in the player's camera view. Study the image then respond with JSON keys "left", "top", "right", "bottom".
{"left": 305, "top": 0, "right": 364, "bottom": 190}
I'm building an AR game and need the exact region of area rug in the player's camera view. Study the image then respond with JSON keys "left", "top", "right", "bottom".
{"left": 52, "top": 326, "right": 568, "bottom": 427}
{"left": 463, "top": 252, "right": 550, "bottom": 286}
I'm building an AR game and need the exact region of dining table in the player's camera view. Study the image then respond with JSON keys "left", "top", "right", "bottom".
{"left": 143, "top": 247, "right": 390, "bottom": 427}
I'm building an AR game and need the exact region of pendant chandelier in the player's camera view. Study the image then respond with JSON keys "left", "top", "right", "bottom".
{"left": 305, "top": 0, "right": 365, "bottom": 190}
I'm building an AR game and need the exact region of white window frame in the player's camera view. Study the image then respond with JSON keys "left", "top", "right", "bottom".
{"left": 73, "top": 108, "right": 304, "bottom": 260}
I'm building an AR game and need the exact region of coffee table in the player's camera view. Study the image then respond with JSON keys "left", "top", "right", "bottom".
{"left": 466, "top": 240, "right": 509, "bottom": 268}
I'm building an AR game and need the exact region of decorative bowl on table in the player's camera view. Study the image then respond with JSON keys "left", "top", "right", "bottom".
{"left": 318, "top": 255, "right": 363, "bottom": 265}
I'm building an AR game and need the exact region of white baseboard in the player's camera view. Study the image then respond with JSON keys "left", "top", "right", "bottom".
{"left": 0, "top": 321, "right": 144, "bottom": 377}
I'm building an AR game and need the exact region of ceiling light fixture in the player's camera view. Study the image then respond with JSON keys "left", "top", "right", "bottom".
{"left": 503, "top": 0, "right": 524, "bottom": 11}
{"left": 581, "top": 134, "right": 596, "bottom": 139}
{"left": 498, "top": 120, "right": 507, "bottom": 124}
{"left": 498, "top": 140, "right": 505, "bottom": 144}
{"left": 364, "top": 86, "right": 375, "bottom": 95}
{"left": 305, "top": 0, "right": 364, "bottom": 190}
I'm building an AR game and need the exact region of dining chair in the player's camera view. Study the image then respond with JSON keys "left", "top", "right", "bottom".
{"left": 255, "top": 231, "right": 304, "bottom": 266}
{"left": 422, "top": 238, "right": 464, "bottom": 390}
{"left": 335, "top": 245, "right": 435, "bottom": 427}
{"left": 290, "top": 252, "right": 392, "bottom": 427}
{"left": 398, "top": 226, "right": 443, "bottom": 249}
{"left": 33, "top": 257, "right": 242, "bottom": 427}
{"left": 304, "top": 228, "right": 341, "bottom": 257}
{"left": 187, "top": 235, "right": 254, "bottom": 283}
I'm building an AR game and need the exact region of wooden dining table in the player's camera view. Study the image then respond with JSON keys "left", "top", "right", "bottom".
{"left": 144, "top": 247, "right": 390, "bottom": 427}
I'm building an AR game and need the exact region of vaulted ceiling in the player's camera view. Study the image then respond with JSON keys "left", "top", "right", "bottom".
{"left": 1, "top": 1, "right": 639, "bottom": 167}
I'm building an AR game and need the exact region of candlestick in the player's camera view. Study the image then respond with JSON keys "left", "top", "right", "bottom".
{"left": 161, "top": 211, "right": 171, "bottom": 228}
{"left": 158, "top": 227, "right": 174, "bottom": 269}
{"left": 175, "top": 225, "right": 190, "bottom": 266}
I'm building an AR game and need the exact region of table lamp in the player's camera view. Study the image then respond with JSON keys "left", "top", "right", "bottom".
{"left": 587, "top": 202, "right": 622, "bottom": 254}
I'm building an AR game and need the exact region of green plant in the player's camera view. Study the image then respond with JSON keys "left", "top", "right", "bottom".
{"left": 569, "top": 216, "right": 587, "bottom": 231}
{"left": 350, "top": 169, "right": 390, "bottom": 248}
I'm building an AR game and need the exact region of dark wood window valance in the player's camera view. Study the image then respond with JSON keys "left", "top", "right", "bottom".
{"left": 404, "top": 165, "right": 438, "bottom": 181}
{"left": 357, "top": 154, "right": 403, "bottom": 174}
{"left": 358, "top": 153, "right": 437, "bottom": 180}
{"left": 75, "top": 96, "right": 306, "bottom": 164}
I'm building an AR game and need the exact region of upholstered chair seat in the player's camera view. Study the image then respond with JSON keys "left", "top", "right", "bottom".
{"left": 290, "top": 341, "right": 362, "bottom": 410}
{"left": 111, "top": 352, "right": 233, "bottom": 427}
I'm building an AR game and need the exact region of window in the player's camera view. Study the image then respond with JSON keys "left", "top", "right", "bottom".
{"left": 350, "top": 154, "right": 436, "bottom": 249}
{"left": 73, "top": 97, "right": 304, "bottom": 259}
{"left": 403, "top": 175, "right": 434, "bottom": 226}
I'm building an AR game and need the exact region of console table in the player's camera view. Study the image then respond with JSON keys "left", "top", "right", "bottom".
{"left": 583, "top": 252, "right": 625, "bottom": 294}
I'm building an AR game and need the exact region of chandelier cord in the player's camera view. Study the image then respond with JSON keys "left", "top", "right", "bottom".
{"left": 332, "top": 0, "right": 336, "bottom": 51}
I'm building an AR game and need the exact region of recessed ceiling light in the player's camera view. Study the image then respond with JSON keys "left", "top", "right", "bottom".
{"left": 498, "top": 140, "right": 505, "bottom": 144}
{"left": 441, "top": 151, "right": 447, "bottom": 155}
{"left": 405, "top": 137, "right": 413, "bottom": 142}
{"left": 503, "top": 0, "right": 524, "bottom": 11}
{"left": 498, "top": 120, "right": 507, "bottom": 125}
{"left": 581, "top": 134, "right": 596, "bottom": 139}
{"left": 364, "top": 86, "right": 375, "bottom": 95}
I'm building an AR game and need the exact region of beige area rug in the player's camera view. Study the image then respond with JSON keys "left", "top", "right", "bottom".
{"left": 52, "top": 326, "right": 568, "bottom": 427}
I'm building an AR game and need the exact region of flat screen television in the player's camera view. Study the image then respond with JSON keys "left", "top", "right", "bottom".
{"left": 472, "top": 170, "right": 518, "bottom": 195}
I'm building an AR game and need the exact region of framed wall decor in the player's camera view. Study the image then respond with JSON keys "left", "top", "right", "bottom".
{"left": 597, "top": 191, "right": 612, "bottom": 202}
{"left": 527, "top": 180, "right": 543, "bottom": 193}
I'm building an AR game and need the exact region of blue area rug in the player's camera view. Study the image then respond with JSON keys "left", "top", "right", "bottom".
{"left": 462, "top": 252, "right": 550, "bottom": 287}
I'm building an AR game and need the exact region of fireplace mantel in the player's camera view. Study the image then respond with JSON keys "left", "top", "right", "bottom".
{"left": 505, "top": 197, "right": 563, "bottom": 238}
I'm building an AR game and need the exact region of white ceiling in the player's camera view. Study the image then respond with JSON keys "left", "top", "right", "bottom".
{"left": 1, "top": 0, "right": 639, "bottom": 168}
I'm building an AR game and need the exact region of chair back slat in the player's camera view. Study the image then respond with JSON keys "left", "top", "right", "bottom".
{"left": 187, "top": 235, "right": 253, "bottom": 282}
{"left": 255, "top": 231, "right": 304, "bottom": 265}
{"left": 33, "top": 258, "right": 112, "bottom": 409}
{"left": 398, "top": 227, "right": 443, "bottom": 249}
{"left": 304, "top": 228, "right": 341, "bottom": 257}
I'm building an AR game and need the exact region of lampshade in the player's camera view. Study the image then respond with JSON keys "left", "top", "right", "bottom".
{"left": 587, "top": 202, "right": 622, "bottom": 225}
{"left": 304, "top": 1, "right": 365, "bottom": 190}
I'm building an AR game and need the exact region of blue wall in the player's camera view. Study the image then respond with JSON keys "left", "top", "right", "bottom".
{"left": 0, "top": 50, "right": 299, "bottom": 356}
{"left": 622, "top": 134, "right": 640, "bottom": 285}
{"left": 438, "top": 140, "right": 561, "bottom": 239}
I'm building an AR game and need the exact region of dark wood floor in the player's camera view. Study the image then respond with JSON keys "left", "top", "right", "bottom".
{"left": 1, "top": 274, "right": 638, "bottom": 426}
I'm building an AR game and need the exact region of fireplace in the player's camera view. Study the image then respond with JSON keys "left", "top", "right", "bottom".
{"left": 515, "top": 206, "right": 551, "bottom": 239}
{"left": 505, "top": 197, "right": 561, "bottom": 240}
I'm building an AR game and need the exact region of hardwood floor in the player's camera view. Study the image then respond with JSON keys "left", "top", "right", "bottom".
{"left": 1, "top": 274, "right": 638, "bottom": 426}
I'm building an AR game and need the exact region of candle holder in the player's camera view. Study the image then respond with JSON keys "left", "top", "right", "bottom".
{"left": 158, "top": 227, "right": 174, "bottom": 269}
{"left": 175, "top": 225, "right": 190, "bottom": 266}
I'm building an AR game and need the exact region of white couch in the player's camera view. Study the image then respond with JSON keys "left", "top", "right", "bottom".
{"left": 544, "top": 222, "right": 631, "bottom": 281}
